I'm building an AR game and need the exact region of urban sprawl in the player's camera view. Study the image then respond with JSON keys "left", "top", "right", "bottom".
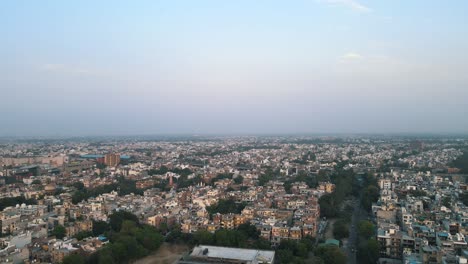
{"left": 1, "top": 136, "right": 468, "bottom": 264}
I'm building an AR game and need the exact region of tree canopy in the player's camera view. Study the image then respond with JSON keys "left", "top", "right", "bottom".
{"left": 358, "top": 220, "right": 375, "bottom": 239}
{"left": 52, "top": 225, "right": 66, "bottom": 239}
{"left": 206, "top": 199, "right": 246, "bottom": 216}
{"left": 0, "top": 196, "right": 37, "bottom": 211}
{"left": 109, "top": 210, "right": 139, "bottom": 232}
{"left": 314, "top": 245, "right": 347, "bottom": 264}
{"left": 71, "top": 177, "right": 143, "bottom": 204}
{"left": 72, "top": 212, "right": 164, "bottom": 264}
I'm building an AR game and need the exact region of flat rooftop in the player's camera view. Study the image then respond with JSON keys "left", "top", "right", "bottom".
{"left": 188, "top": 245, "right": 275, "bottom": 264}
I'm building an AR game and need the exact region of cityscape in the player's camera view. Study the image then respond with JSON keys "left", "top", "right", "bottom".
{"left": 2, "top": 1, "right": 468, "bottom": 264}
{"left": 1, "top": 136, "right": 468, "bottom": 264}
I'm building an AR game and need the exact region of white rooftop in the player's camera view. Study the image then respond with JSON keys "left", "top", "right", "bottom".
{"left": 191, "top": 245, "right": 275, "bottom": 264}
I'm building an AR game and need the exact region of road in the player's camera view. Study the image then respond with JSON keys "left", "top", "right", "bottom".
{"left": 315, "top": 219, "right": 327, "bottom": 245}
{"left": 324, "top": 219, "right": 336, "bottom": 240}
{"left": 346, "top": 198, "right": 360, "bottom": 264}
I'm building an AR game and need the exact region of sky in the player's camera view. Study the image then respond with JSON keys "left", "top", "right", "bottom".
{"left": 1, "top": 0, "right": 468, "bottom": 136}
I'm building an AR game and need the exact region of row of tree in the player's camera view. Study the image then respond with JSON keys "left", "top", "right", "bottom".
{"left": 451, "top": 150, "right": 468, "bottom": 173}
{"left": 0, "top": 196, "right": 37, "bottom": 211}
{"left": 63, "top": 212, "right": 353, "bottom": 264}
{"left": 71, "top": 177, "right": 143, "bottom": 204}
{"left": 258, "top": 167, "right": 278, "bottom": 186}
{"left": 360, "top": 173, "right": 380, "bottom": 212}
{"left": 356, "top": 173, "right": 380, "bottom": 264}
{"left": 283, "top": 170, "right": 329, "bottom": 193}
{"left": 356, "top": 220, "right": 379, "bottom": 264}
{"left": 192, "top": 225, "right": 267, "bottom": 249}
{"left": 147, "top": 166, "right": 193, "bottom": 177}
{"left": 205, "top": 199, "right": 247, "bottom": 216}
{"left": 192, "top": 225, "right": 346, "bottom": 264}
{"left": 319, "top": 169, "right": 358, "bottom": 218}
{"left": 275, "top": 237, "right": 348, "bottom": 264}
{"left": 62, "top": 211, "right": 164, "bottom": 264}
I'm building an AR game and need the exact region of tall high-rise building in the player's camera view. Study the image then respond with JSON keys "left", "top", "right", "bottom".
{"left": 104, "top": 153, "right": 120, "bottom": 167}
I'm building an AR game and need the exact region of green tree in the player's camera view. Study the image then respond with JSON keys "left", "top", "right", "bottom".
{"left": 277, "top": 249, "right": 294, "bottom": 264}
{"left": 357, "top": 238, "right": 379, "bottom": 264}
{"left": 284, "top": 181, "right": 293, "bottom": 194}
{"left": 165, "top": 225, "right": 183, "bottom": 243}
{"left": 98, "top": 251, "right": 115, "bottom": 264}
{"left": 0, "top": 196, "right": 37, "bottom": 211}
{"left": 276, "top": 238, "right": 316, "bottom": 262}
{"left": 32, "top": 179, "right": 41, "bottom": 185}
{"left": 314, "top": 245, "right": 347, "bottom": 264}
{"left": 72, "top": 190, "right": 87, "bottom": 204}
{"left": 258, "top": 168, "right": 276, "bottom": 186}
{"left": 214, "top": 229, "right": 247, "bottom": 247}
{"left": 109, "top": 211, "right": 139, "bottom": 232}
{"left": 120, "top": 220, "right": 138, "bottom": 234}
{"left": 237, "top": 223, "right": 259, "bottom": 239}
{"left": 442, "top": 196, "right": 451, "bottom": 208}
{"left": 74, "top": 231, "right": 92, "bottom": 240}
{"left": 214, "top": 229, "right": 231, "bottom": 246}
{"left": 319, "top": 194, "right": 338, "bottom": 218}
{"left": 194, "top": 230, "right": 214, "bottom": 245}
{"left": 206, "top": 199, "right": 246, "bottom": 215}
{"left": 296, "top": 242, "right": 308, "bottom": 258}
{"left": 72, "top": 182, "right": 85, "bottom": 190}
{"left": 136, "top": 225, "right": 164, "bottom": 251}
{"left": 253, "top": 238, "right": 271, "bottom": 249}
{"left": 460, "top": 192, "right": 468, "bottom": 206}
{"left": 333, "top": 219, "right": 349, "bottom": 240}
{"left": 118, "top": 236, "right": 146, "bottom": 260}
{"left": 358, "top": 220, "right": 375, "bottom": 239}
{"left": 110, "top": 241, "right": 129, "bottom": 261}
{"left": 92, "top": 220, "right": 110, "bottom": 236}
{"left": 234, "top": 175, "right": 244, "bottom": 184}
{"left": 62, "top": 254, "right": 85, "bottom": 264}
{"left": 450, "top": 151, "right": 468, "bottom": 173}
{"left": 52, "top": 225, "right": 66, "bottom": 239}
{"left": 408, "top": 189, "right": 427, "bottom": 197}
{"left": 361, "top": 185, "right": 380, "bottom": 210}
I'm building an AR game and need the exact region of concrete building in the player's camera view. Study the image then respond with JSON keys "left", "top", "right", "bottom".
{"left": 179, "top": 245, "right": 275, "bottom": 264}
{"left": 104, "top": 153, "right": 120, "bottom": 167}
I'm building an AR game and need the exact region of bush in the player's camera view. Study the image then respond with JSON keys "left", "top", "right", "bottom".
{"left": 333, "top": 219, "right": 349, "bottom": 240}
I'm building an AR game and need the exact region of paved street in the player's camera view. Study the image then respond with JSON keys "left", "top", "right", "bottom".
{"left": 346, "top": 198, "right": 359, "bottom": 264}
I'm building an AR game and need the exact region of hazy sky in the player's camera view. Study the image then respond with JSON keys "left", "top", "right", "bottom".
{"left": 1, "top": 0, "right": 468, "bottom": 136}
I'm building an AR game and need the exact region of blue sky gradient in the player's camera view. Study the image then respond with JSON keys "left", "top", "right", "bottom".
{"left": 1, "top": 1, "right": 468, "bottom": 135}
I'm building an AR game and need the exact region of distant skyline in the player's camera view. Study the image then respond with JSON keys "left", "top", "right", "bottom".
{"left": 2, "top": 1, "right": 468, "bottom": 136}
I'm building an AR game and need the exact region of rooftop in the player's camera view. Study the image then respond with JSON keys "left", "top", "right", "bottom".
{"left": 188, "top": 245, "right": 275, "bottom": 264}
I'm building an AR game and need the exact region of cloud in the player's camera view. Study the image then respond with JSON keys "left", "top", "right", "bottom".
{"left": 323, "top": 0, "right": 372, "bottom": 13}
{"left": 341, "top": 52, "right": 363, "bottom": 60}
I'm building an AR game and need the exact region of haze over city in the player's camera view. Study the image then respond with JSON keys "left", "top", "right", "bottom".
{"left": 2, "top": 0, "right": 468, "bottom": 136}
{"left": 3, "top": 2, "right": 468, "bottom": 264}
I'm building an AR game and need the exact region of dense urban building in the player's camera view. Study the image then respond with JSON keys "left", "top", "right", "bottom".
{"left": 0, "top": 135, "right": 467, "bottom": 263}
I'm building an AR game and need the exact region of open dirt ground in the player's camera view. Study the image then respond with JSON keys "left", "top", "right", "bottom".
{"left": 133, "top": 243, "right": 189, "bottom": 264}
